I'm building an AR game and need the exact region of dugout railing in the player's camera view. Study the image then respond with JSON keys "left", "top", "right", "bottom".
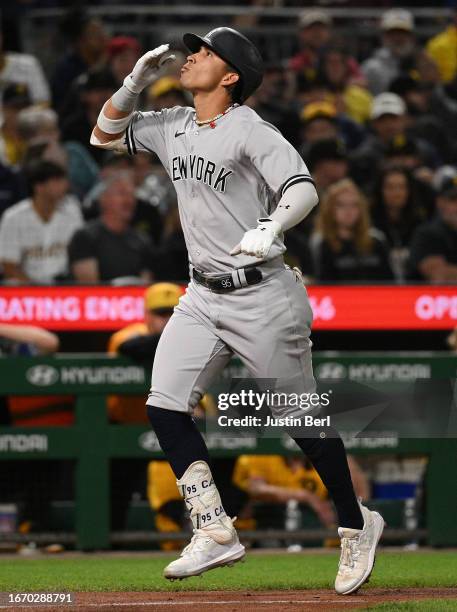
{"left": 0, "top": 353, "right": 456, "bottom": 550}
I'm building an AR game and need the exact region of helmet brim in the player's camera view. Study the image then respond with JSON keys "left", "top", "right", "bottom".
{"left": 183, "top": 32, "right": 237, "bottom": 71}
{"left": 183, "top": 33, "right": 208, "bottom": 54}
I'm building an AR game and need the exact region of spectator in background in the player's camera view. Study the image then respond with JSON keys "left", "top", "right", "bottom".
{"left": 51, "top": 9, "right": 108, "bottom": 112}
{"left": 0, "top": 324, "right": 59, "bottom": 357}
{"left": 68, "top": 172, "right": 154, "bottom": 283}
{"left": 232, "top": 455, "right": 336, "bottom": 532}
{"left": 60, "top": 69, "right": 118, "bottom": 164}
{"left": 288, "top": 9, "right": 333, "bottom": 81}
{"left": 245, "top": 64, "right": 301, "bottom": 148}
{"left": 362, "top": 9, "right": 417, "bottom": 96}
{"left": 107, "top": 36, "right": 142, "bottom": 87}
{"left": 146, "top": 77, "right": 190, "bottom": 112}
{"left": 389, "top": 75, "right": 457, "bottom": 165}
{"left": 288, "top": 9, "right": 361, "bottom": 83}
{"left": 300, "top": 102, "right": 339, "bottom": 147}
{"left": 0, "top": 32, "right": 50, "bottom": 108}
{"left": 407, "top": 176, "right": 457, "bottom": 282}
{"left": 0, "top": 160, "right": 26, "bottom": 218}
{"left": 153, "top": 204, "right": 189, "bottom": 282}
{"left": 315, "top": 47, "right": 373, "bottom": 125}
{"left": 295, "top": 73, "right": 332, "bottom": 110}
{"left": 287, "top": 138, "right": 351, "bottom": 272}
{"left": 82, "top": 153, "right": 166, "bottom": 246}
{"left": 311, "top": 178, "right": 393, "bottom": 282}
{"left": 0, "top": 83, "right": 30, "bottom": 166}
{"left": 231, "top": 455, "right": 369, "bottom": 537}
{"left": 0, "top": 160, "right": 82, "bottom": 283}
{"left": 426, "top": 9, "right": 457, "bottom": 86}
{"left": 306, "top": 138, "right": 349, "bottom": 194}
{"left": 351, "top": 93, "right": 437, "bottom": 189}
{"left": 299, "top": 100, "right": 364, "bottom": 154}
{"left": 107, "top": 282, "right": 182, "bottom": 423}
{"left": 147, "top": 460, "right": 188, "bottom": 551}
{"left": 17, "top": 106, "right": 99, "bottom": 199}
{"left": 382, "top": 136, "right": 435, "bottom": 187}
{"left": 371, "top": 167, "right": 429, "bottom": 281}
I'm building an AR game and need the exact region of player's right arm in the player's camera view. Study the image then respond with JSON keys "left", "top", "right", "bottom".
{"left": 90, "top": 44, "right": 176, "bottom": 150}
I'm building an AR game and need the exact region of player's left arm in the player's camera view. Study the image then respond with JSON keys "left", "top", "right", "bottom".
{"left": 231, "top": 122, "right": 319, "bottom": 258}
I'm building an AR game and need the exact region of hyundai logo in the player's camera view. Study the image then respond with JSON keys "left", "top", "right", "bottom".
{"left": 26, "top": 365, "right": 59, "bottom": 387}
{"left": 138, "top": 431, "right": 161, "bottom": 452}
{"left": 315, "top": 362, "right": 347, "bottom": 380}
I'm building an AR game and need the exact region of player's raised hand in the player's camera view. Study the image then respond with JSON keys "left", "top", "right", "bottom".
{"left": 230, "top": 218, "right": 282, "bottom": 258}
{"left": 124, "top": 44, "right": 176, "bottom": 94}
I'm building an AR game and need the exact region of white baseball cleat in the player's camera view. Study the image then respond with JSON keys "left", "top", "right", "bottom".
{"left": 164, "top": 516, "right": 245, "bottom": 580}
{"left": 335, "top": 504, "right": 385, "bottom": 595}
{"left": 164, "top": 462, "right": 245, "bottom": 580}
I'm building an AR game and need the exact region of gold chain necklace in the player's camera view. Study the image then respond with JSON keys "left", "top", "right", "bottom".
{"left": 194, "top": 103, "right": 239, "bottom": 129}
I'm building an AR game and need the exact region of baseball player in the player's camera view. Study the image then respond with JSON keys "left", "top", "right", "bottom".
{"left": 91, "top": 27, "right": 384, "bottom": 595}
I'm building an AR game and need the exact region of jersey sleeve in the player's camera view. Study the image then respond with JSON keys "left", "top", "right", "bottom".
{"left": 0, "top": 211, "right": 21, "bottom": 264}
{"left": 244, "top": 120, "right": 315, "bottom": 198}
{"left": 125, "top": 106, "right": 184, "bottom": 162}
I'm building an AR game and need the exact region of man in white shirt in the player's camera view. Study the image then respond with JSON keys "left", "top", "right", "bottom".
{"left": 0, "top": 33, "right": 50, "bottom": 108}
{"left": 0, "top": 160, "right": 82, "bottom": 283}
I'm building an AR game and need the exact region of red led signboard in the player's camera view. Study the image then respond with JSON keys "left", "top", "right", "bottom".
{"left": 0, "top": 285, "right": 456, "bottom": 331}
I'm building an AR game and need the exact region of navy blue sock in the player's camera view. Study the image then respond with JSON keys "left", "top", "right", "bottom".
{"left": 147, "top": 405, "right": 210, "bottom": 479}
{"left": 292, "top": 432, "right": 364, "bottom": 530}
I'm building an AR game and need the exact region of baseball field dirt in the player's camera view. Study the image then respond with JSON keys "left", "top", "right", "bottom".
{"left": 3, "top": 588, "right": 457, "bottom": 611}
{"left": 2, "top": 550, "right": 457, "bottom": 611}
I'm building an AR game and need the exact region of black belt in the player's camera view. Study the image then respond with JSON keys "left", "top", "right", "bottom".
{"left": 192, "top": 266, "right": 263, "bottom": 293}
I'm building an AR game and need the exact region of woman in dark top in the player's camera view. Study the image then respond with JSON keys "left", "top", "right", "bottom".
{"left": 311, "top": 178, "right": 393, "bottom": 282}
{"left": 371, "top": 166, "right": 429, "bottom": 280}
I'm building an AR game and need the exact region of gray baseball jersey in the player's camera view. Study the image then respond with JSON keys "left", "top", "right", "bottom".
{"left": 126, "top": 103, "right": 319, "bottom": 417}
{"left": 125, "top": 104, "right": 314, "bottom": 273}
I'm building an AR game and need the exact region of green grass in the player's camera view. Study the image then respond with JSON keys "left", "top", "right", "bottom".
{"left": 361, "top": 600, "right": 457, "bottom": 611}
{"left": 1, "top": 551, "right": 457, "bottom": 592}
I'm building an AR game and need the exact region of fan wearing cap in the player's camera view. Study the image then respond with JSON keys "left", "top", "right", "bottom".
{"left": 107, "top": 282, "right": 183, "bottom": 422}
{"left": 300, "top": 101, "right": 365, "bottom": 155}
{"left": 50, "top": 9, "right": 108, "bottom": 112}
{"left": 107, "top": 36, "right": 142, "bottom": 87}
{"left": 0, "top": 83, "right": 31, "bottom": 165}
{"left": 0, "top": 32, "right": 50, "bottom": 109}
{"left": 351, "top": 92, "right": 436, "bottom": 189}
{"left": 362, "top": 9, "right": 417, "bottom": 95}
{"left": 90, "top": 27, "right": 383, "bottom": 592}
{"left": 307, "top": 138, "right": 350, "bottom": 194}
{"left": 407, "top": 176, "right": 457, "bottom": 281}
{"left": 61, "top": 69, "right": 118, "bottom": 165}
{"left": 146, "top": 77, "right": 189, "bottom": 111}
{"left": 288, "top": 9, "right": 362, "bottom": 84}
{"left": 389, "top": 75, "right": 456, "bottom": 166}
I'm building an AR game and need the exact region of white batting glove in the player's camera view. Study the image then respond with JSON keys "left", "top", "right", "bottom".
{"left": 230, "top": 219, "right": 282, "bottom": 258}
{"left": 123, "top": 44, "right": 176, "bottom": 94}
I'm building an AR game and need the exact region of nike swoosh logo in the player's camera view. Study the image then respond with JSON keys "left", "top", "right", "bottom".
{"left": 175, "top": 131, "right": 186, "bottom": 138}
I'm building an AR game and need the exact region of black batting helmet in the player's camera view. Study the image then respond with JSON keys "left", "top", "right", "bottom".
{"left": 183, "top": 27, "right": 264, "bottom": 102}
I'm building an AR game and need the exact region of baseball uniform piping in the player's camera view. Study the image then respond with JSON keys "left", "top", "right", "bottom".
{"left": 281, "top": 174, "right": 315, "bottom": 196}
